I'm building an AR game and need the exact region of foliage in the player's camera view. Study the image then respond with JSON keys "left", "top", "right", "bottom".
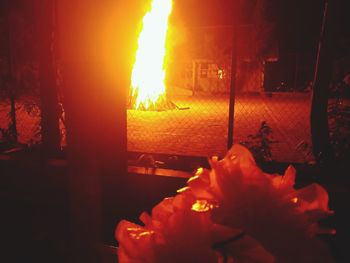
{"left": 328, "top": 79, "right": 350, "bottom": 160}
{"left": 240, "top": 121, "right": 277, "bottom": 163}
{"left": 0, "top": 126, "right": 16, "bottom": 150}
{"left": 237, "top": 0, "right": 277, "bottom": 93}
{"left": 0, "top": 9, "right": 41, "bottom": 150}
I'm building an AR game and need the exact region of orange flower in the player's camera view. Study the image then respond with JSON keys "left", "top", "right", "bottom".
{"left": 116, "top": 144, "right": 335, "bottom": 262}
{"left": 187, "top": 144, "right": 335, "bottom": 262}
{"left": 116, "top": 191, "right": 231, "bottom": 262}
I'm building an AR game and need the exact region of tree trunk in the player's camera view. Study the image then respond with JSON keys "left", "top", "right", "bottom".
{"left": 310, "top": 0, "right": 334, "bottom": 163}
{"left": 35, "top": 0, "right": 61, "bottom": 157}
{"left": 6, "top": 13, "right": 18, "bottom": 143}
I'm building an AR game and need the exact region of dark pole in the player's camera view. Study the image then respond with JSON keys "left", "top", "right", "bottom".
{"left": 310, "top": 0, "right": 334, "bottom": 162}
{"left": 8, "top": 81, "right": 17, "bottom": 143}
{"left": 35, "top": 0, "right": 61, "bottom": 157}
{"left": 57, "top": 1, "right": 135, "bottom": 261}
{"left": 6, "top": 13, "right": 18, "bottom": 143}
{"left": 227, "top": 1, "right": 238, "bottom": 149}
{"left": 294, "top": 53, "right": 298, "bottom": 91}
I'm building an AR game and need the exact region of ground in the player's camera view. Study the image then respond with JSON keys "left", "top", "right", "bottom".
{"left": 1, "top": 92, "right": 313, "bottom": 163}
{"left": 128, "top": 92, "right": 313, "bottom": 163}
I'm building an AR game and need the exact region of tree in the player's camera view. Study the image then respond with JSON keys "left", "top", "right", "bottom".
{"left": 35, "top": 0, "right": 61, "bottom": 157}
{"left": 237, "top": 0, "right": 276, "bottom": 93}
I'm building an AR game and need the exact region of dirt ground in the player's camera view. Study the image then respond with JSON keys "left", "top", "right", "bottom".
{"left": 1, "top": 92, "right": 313, "bottom": 163}
{"left": 128, "top": 92, "right": 314, "bottom": 163}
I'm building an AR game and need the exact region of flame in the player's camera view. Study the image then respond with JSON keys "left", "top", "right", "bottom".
{"left": 130, "top": 0, "right": 173, "bottom": 109}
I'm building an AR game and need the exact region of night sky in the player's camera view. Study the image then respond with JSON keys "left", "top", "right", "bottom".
{"left": 1, "top": 0, "right": 349, "bottom": 66}
{"left": 173, "top": 0, "right": 350, "bottom": 54}
{"left": 1, "top": 0, "right": 349, "bottom": 52}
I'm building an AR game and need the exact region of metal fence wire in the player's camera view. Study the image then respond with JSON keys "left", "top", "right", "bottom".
{"left": 0, "top": 92, "right": 42, "bottom": 148}
{"left": 0, "top": 18, "right": 315, "bottom": 164}
{"left": 233, "top": 92, "right": 314, "bottom": 163}
{"left": 0, "top": 60, "right": 315, "bottom": 163}
{"left": 127, "top": 86, "right": 314, "bottom": 163}
{"left": 127, "top": 25, "right": 315, "bottom": 164}
{"left": 127, "top": 93, "right": 230, "bottom": 158}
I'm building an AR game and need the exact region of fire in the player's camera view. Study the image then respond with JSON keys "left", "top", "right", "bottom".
{"left": 130, "top": 0, "right": 173, "bottom": 110}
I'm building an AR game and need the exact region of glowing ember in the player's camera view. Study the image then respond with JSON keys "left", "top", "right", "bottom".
{"left": 130, "top": 0, "right": 173, "bottom": 110}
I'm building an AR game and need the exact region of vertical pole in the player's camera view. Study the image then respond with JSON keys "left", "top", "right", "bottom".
{"left": 6, "top": 13, "right": 18, "bottom": 143}
{"left": 294, "top": 53, "right": 298, "bottom": 91}
{"left": 227, "top": 2, "right": 238, "bottom": 150}
{"left": 57, "top": 1, "right": 137, "bottom": 260}
{"left": 8, "top": 82, "right": 17, "bottom": 142}
{"left": 192, "top": 60, "right": 197, "bottom": 96}
{"left": 310, "top": 0, "right": 334, "bottom": 162}
{"left": 35, "top": 0, "right": 61, "bottom": 157}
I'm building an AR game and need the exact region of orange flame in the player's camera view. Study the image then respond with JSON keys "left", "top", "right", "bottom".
{"left": 130, "top": 0, "right": 173, "bottom": 109}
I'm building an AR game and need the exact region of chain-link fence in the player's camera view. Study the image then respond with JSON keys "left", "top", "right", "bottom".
{"left": 1, "top": 1, "right": 348, "bottom": 166}
{"left": 127, "top": 24, "right": 316, "bottom": 164}
{"left": 233, "top": 92, "right": 314, "bottom": 163}
{"left": 0, "top": 9, "right": 43, "bottom": 150}
{"left": 128, "top": 93, "right": 229, "bottom": 158}
{"left": 0, "top": 86, "right": 42, "bottom": 148}
{"left": 0, "top": 11, "right": 316, "bottom": 164}
{"left": 13, "top": 95, "right": 41, "bottom": 146}
{"left": 127, "top": 90, "right": 314, "bottom": 163}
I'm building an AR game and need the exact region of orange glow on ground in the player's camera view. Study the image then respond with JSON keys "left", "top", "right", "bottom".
{"left": 130, "top": 0, "right": 173, "bottom": 110}
{"left": 291, "top": 197, "right": 298, "bottom": 203}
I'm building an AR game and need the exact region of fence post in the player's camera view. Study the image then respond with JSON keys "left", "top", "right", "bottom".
{"left": 310, "top": 0, "right": 334, "bottom": 162}
{"left": 6, "top": 13, "right": 18, "bottom": 143}
{"left": 8, "top": 79, "right": 17, "bottom": 143}
{"left": 227, "top": 5, "right": 238, "bottom": 150}
{"left": 35, "top": 0, "right": 61, "bottom": 157}
{"left": 192, "top": 60, "right": 197, "bottom": 95}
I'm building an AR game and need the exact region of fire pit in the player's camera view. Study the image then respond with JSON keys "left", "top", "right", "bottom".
{"left": 128, "top": 0, "right": 175, "bottom": 111}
